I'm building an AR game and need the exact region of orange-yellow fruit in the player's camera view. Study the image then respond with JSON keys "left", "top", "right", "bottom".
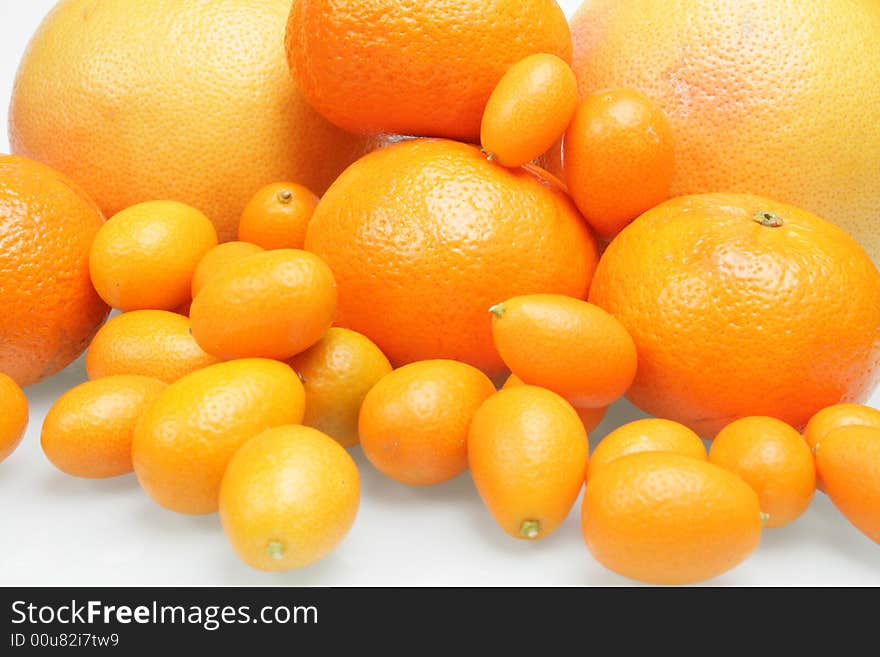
{"left": 563, "top": 88, "right": 674, "bottom": 239}
{"left": 86, "top": 310, "right": 220, "bottom": 384}
{"left": 220, "top": 424, "right": 360, "bottom": 571}
{"left": 305, "top": 138, "right": 598, "bottom": 377}
{"left": 469, "top": 385, "right": 588, "bottom": 540}
{"left": 588, "top": 418, "right": 706, "bottom": 480}
{"left": 238, "top": 183, "right": 318, "bottom": 250}
{"left": 359, "top": 360, "right": 496, "bottom": 486}
{"left": 9, "top": 0, "right": 370, "bottom": 241}
{"left": 710, "top": 417, "right": 815, "bottom": 528}
{"left": 0, "top": 373, "right": 29, "bottom": 464}
{"left": 815, "top": 425, "right": 880, "bottom": 543}
{"left": 569, "top": 0, "right": 880, "bottom": 263}
{"left": 132, "top": 358, "right": 305, "bottom": 514}
{"left": 288, "top": 328, "right": 392, "bottom": 448}
{"left": 89, "top": 201, "right": 218, "bottom": 312}
{"left": 190, "top": 249, "right": 337, "bottom": 361}
{"left": 0, "top": 154, "right": 108, "bottom": 386}
{"left": 491, "top": 294, "right": 636, "bottom": 408}
{"left": 286, "top": 0, "right": 572, "bottom": 141}
{"left": 481, "top": 53, "right": 579, "bottom": 168}
{"left": 803, "top": 403, "right": 880, "bottom": 490}
{"left": 582, "top": 452, "right": 762, "bottom": 585}
{"left": 502, "top": 373, "right": 606, "bottom": 434}
{"left": 41, "top": 375, "right": 166, "bottom": 479}
{"left": 589, "top": 193, "right": 880, "bottom": 436}
{"left": 191, "top": 242, "right": 264, "bottom": 298}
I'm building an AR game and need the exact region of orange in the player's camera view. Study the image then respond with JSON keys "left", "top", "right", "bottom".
{"left": 0, "top": 374, "right": 29, "bottom": 464}
{"left": 191, "top": 242, "right": 264, "bottom": 298}
{"left": 563, "top": 88, "right": 674, "bottom": 239}
{"left": 710, "top": 417, "right": 815, "bottom": 528}
{"left": 288, "top": 328, "right": 392, "bottom": 448}
{"left": 803, "top": 403, "right": 880, "bottom": 490}
{"left": 41, "top": 375, "right": 166, "bottom": 479}
{"left": 220, "top": 425, "right": 359, "bottom": 571}
{"left": 589, "top": 193, "right": 880, "bottom": 437}
{"left": 468, "top": 386, "right": 588, "bottom": 540}
{"left": 286, "top": 0, "right": 571, "bottom": 141}
{"left": 191, "top": 249, "right": 337, "bottom": 361}
{"left": 582, "top": 452, "right": 762, "bottom": 585}
{"left": 132, "top": 358, "right": 305, "bottom": 514}
{"left": 570, "top": 0, "right": 880, "bottom": 263}
{"left": 305, "top": 139, "right": 598, "bottom": 376}
{"left": 359, "top": 360, "right": 496, "bottom": 486}
{"left": 10, "top": 0, "right": 369, "bottom": 242}
{"left": 481, "top": 54, "right": 579, "bottom": 169}
{"left": 86, "top": 310, "right": 220, "bottom": 384}
{"left": 588, "top": 418, "right": 706, "bottom": 481}
{"left": 490, "top": 294, "right": 636, "bottom": 408}
{"left": 0, "top": 154, "right": 108, "bottom": 386}
{"left": 501, "top": 373, "right": 607, "bottom": 435}
{"left": 89, "top": 201, "right": 218, "bottom": 312}
{"left": 815, "top": 425, "right": 880, "bottom": 544}
{"left": 238, "top": 183, "right": 319, "bottom": 250}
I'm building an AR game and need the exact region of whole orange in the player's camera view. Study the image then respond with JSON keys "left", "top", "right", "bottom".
{"left": 0, "top": 154, "right": 108, "bottom": 386}
{"left": 9, "top": 0, "right": 369, "bottom": 241}
{"left": 305, "top": 139, "right": 598, "bottom": 376}
{"left": 0, "top": 374, "right": 29, "bottom": 464}
{"left": 285, "top": 0, "right": 571, "bottom": 141}
{"left": 238, "top": 183, "right": 319, "bottom": 251}
{"left": 589, "top": 194, "right": 880, "bottom": 436}
{"left": 570, "top": 0, "right": 880, "bottom": 263}
{"left": 191, "top": 242, "right": 264, "bottom": 298}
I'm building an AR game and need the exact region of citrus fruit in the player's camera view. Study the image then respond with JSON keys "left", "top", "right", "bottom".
{"left": 589, "top": 193, "right": 880, "bottom": 436}
{"left": 563, "top": 88, "right": 674, "bottom": 239}
{"left": 481, "top": 53, "right": 578, "bottom": 168}
{"left": 220, "top": 425, "right": 359, "bottom": 571}
{"left": 190, "top": 249, "right": 337, "bottom": 361}
{"left": 191, "top": 242, "right": 264, "bottom": 298}
{"left": 0, "top": 154, "right": 108, "bottom": 386}
{"left": 501, "top": 373, "right": 607, "bottom": 435}
{"left": 132, "top": 358, "right": 305, "bottom": 514}
{"left": 0, "top": 373, "right": 29, "bottom": 464}
{"left": 710, "top": 417, "right": 815, "bottom": 528}
{"left": 41, "top": 375, "right": 166, "bottom": 479}
{"left": 89, "top": 201, "right": 217, "bottom": 312}
{"left": 288, "top": 328, "right": 392, "bottom": 448}
{"left": 490, "top": 294, "right": 636, "bottom": 408}
{"left": 305, "top": 138, "right": 598, "bottom": 376}
{"left": 285, "top": 0, "right": 572, "bottom": 141}
{"left": 86, "top": 310, "right": 220, "bottom": 384}
{"left": 582, "top": 452, "right": 762, "bottom": 585}
{"left": 803, "top": 403, "right": 880, "bottom": 490}
{"left": 815, "top": 425, "right": 880, "bottom": 544}
{"left": 9, "top": 0, "right": 369, "bottom": 241}
{"left": 570, "top": 0, "right": 880, "bottom": 263}
{"left": 359, "top": 360, "right": 496, "bottom": 486}
{"left": 588, "top": 418, "right": 706, "bottom": 481}
{"left": 238, "top": 183, "right": 318, "bottom": 250}
{"left": 469, "top": 385, "right": 588, "bottom": 540}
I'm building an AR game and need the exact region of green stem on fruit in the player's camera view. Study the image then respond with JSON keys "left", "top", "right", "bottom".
{"left": 489, "top": 303, "right": 506, "bottom": 318}
{"left": 760, "top": 512, "right": 771, "bottom": 526}
{"left": 266, "top": 540, "right": 285, "bottom": 560}
{"left": 754, "top": 211, "right": 784, "bottom": 227}
{"left": 277, "top": 189, "right": 294, "bottom": 204}
{"left": 520, "top": 519, "right": 541, "bottom": 539}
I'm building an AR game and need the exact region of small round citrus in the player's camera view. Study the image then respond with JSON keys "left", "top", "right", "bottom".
{"left": 469, "top": 385, "right": 588, "bottom": 540}
{"left": 803, "top": 403, "right": 880, "bottom": 490}
{"left": 191, "top": 242, "right": 264, "bottom": 298}
{"left": 238, "top": 182, "right": 318, "bottom": 250}
{"left": 710, "top": 417, "right": 815, "bottom": 528}
{"left": 582, "top": 452, "right": 762, "bottom": 585}
{"left": 41, "top": 375, "right": 166, "bottom": 479}
{"left": 359, "top": 360, "right": 496, "bottom": 486}
{"left": 288, "top": 328, "right": 392, "bottom": 448}
{"left": 481, "top": 53, "right": 578, "bottom": 168}
{"left": 89, "top": 200, "right": 218, "bottom": 311}
{"left": 501, "top": 373, "right": 606, "bottom": 434}
{"left": 132, "top": 358, "right": 305, "bottom": 514}
{"left": 588, "top": 418, "right": 706, "bottom": 480}
{"left": 190, "top": 249, "right": 337, "bottom": 360}
{"left": 0, "top": 373, "right": 29, "bottom": 464}
{"left": 564, "top": 88, "right": 674, "bottom": 240}
{"left": 86, "top": 310, "right": 220, "bottom": 384}
{"left": 491, "top": 294, "right": 636, "bottom": 408}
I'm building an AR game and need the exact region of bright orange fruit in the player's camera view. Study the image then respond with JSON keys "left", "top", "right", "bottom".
{"left": 0, "top": 373, "right": 29, "bottom": 464}
{"left": 191, "top": 242, "right": 264, "bottom": 298}
{"left": 501, "top": 373, "right": 607, "bottom": 435}
{"left": 238, "top": 183, "right": 319, "bottom": 250}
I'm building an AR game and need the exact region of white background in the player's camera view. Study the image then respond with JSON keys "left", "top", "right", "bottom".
{"left": 0, "top": 0, "right": 878, "bottom": 587}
